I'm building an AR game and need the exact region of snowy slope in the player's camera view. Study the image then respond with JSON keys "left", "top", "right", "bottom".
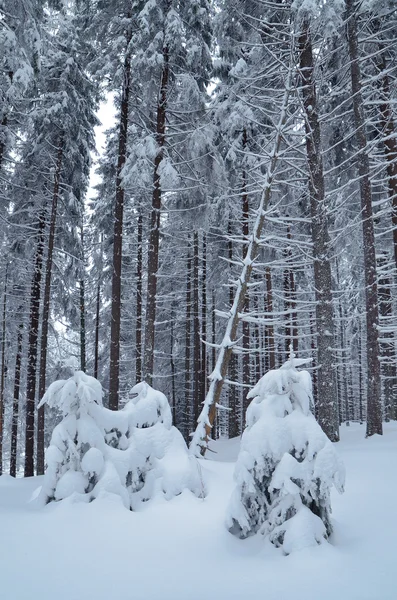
{"left": 0, "top": 423, "right": 395, "bottom": 600}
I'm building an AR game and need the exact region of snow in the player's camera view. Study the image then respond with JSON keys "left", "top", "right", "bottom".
{"left": 0, "top": 423, "right": 394, "bottom": 599}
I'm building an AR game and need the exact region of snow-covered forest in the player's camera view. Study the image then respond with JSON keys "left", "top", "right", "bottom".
{"left": 0, "top": 0, "right": 396, "bottom": 598}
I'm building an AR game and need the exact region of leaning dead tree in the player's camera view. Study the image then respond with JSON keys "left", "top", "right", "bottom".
{"left": 190, "top": 59, "right": 294, "bottom": 458}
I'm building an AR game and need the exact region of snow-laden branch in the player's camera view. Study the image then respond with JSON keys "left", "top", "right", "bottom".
{"left": 189, "top": 57, "right": 294, "bottom": 458}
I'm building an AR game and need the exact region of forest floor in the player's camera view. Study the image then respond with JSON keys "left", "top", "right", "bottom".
{"left": 0, "top": 422, "right": 396, "bottom": 600}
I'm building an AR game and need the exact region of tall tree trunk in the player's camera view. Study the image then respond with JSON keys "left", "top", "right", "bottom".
{"left": 227, "top": 222, "right": 239, "bottom": 438}
{"left": 10, "top": 322, "right": 23, "bottom": 477}
{"left": 143, "top": 44, "right": 169, "bottom": 384}
{"left": 36, "top": 140, "right": 63, "bottom": 476}
{"left": 24, "top": 211, "right": 46, "bottom": 477}
{"left": 170, "top": 304, "right": 177, "bottom": 425}
{"left": 241, "top": 141, "right": 251, "bottom": 413}
{"left": 346, "top": 0, "right": 383, "bottom": 436}
{"left": 80, "top": 225, "right": 86, "bottom": 372}
{"left": 190, "top": 70, "right": 293, "bottom": 457}
{"left": 299, "top": 18, "right": 339, "bottom": 441}
{"left": 265, "top": 267, "right": 276, "bottom": 371}
{"left": 200, "top": 232, "right": 207, "bottom": 403}
{"left": 94, "top": 281, "right": 101, "bottom": 380}
{"left": 0, "top": 271, "right": 7, "bottom": 475}
{"left": 94, "top": 235, "right": 103, "bottom": 381}
{"left": 378, "top": 253, "right": 396, "bottom": 421}
{"left": 193, "top": 231, "right": 201, "bottom": 423}
{"left": 109, "top": 39, "right": 132, "bottom": 410}
{"left": 184, "top": 244, "right": 192, "bottom": 442}
{"left": 135, "top": 212, "right": 143, "bottom": 382}
{"left": 0, "top": 114, "right": 7, "bottom": 173}
{"left": 211, "top": 288, "right": 217, "bottom": 439}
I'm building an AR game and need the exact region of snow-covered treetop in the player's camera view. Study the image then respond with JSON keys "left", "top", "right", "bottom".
{"left": 247, "top": 356, "right": 314, "bottom": 417}
{"left": 126, "top": 381, "right": 172, "bottom": 429}
{"left": 38, "top": 370, "right": 103, "bottom": 416}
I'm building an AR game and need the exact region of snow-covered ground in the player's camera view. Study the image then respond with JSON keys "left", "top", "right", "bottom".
{"left": 0, "top": 422, "right": 395, "bottom": 600}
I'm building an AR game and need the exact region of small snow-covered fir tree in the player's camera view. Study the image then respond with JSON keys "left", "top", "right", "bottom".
{"left": 39, "top": 369, "right": 127, "bottom": 506}
{"left": 226, "top": 355, "right": 345, "bottom": 554}
{"left": 121, "top": 382, "right": 206, "bottom": 508}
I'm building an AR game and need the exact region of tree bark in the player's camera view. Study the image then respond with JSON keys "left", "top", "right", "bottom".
{"left": 265, "top": 267, "right": 276, "bottom": 371}
{"left": 170, "top": 304, "right": 177, "bottom": 425}
{"left": 241, "top": 140, "right": 251, "bottom": 413}
{"left": 200, "top": 232, "right": 207, "bottom": 404}
{"left": 79, "top": 225, "right": 86, "bottom": 372}
{"left": 143, "top": 44, "right": 170, "bottom": 384}
{"left": 36, "top": 140, "right": 63, "bottom": 475}
{"left": 10, "top": 322, "right": 23, "bottom": 477}
{"left": 378, "top": 253, "right": 396, "bottom": 421}
{"left": 135, "top": 212, "right": 143, "bottom": 382}
{"left": 299, "top": 17, "right": 339, "bottom": 441}
{"left": 109, "top": 37, "right": 132, "bottom": 410}
{"left": 346, "top": 0, "right": 383, "bottom": 436}
{"left": 184, "top": 244, "right": 192, "bottom": 442}
{"left": 227, "top": 223, "right": 239, "bottom": 437}
{"left": 24, "top": 211, "right": 46, "bottom": 477}
{"left": 193, "top": 231, "right": 201, "bottom": 423}
{"left": 0, "top": 271, "right": 7, "bottom": 474}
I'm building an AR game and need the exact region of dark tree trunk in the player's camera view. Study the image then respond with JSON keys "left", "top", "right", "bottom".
{"left": 346, "top": 0, "right": 382, "bottom": 436}
{"left": 184, "top": 244, "right": 192, "bottom": 442}
{"left": 228, "top": 222, "right": 239, "bottom": 438}
{"left": 10, "top": 322, "right": 23, "bottom": 477}
{"left": 109, "top": 38, "right": 132, "bottom": 410}
{"left": 170, "top": 304, "right": 177, "bottom": 426}
{"left": 80, "top": 225, "right": 86, "bottom": 373}
{"left": 200, "top": 232, "right": 207, "bottom": 404}
{"left": 241, "top": 142, "right": 251, "bottom": 412}
{"left": 143, "top": 44, "right": 170, "bottom": 384}
{"left": 265, "top": 267, "right": 276, "bottom": 371}
{"left": 193, "top": 231, "right": 201, "bottom": 423}
{"left": 94, "top": 280, "right": 101, "bottom": 380}
{"left": 299, "top": 18, "right": 339, "bottom": 441}
{"left": 24, "top": 211, "right": 46, "bottom": 477}
{"left": 135, "top": 212, "right": 143, "bottom": 382}
{"left": 37, "top": 140, "right": 63, "bottom": 476}
{"left": 211, "top": 288, "right": 217, "bottom": 439}
{"left": 378, "top": 254, "right": 396, "bottom": 421}
{"left": 0, "top": 272, "right": 7, "bottom": 475}
{"left": 0, "top": 114, "right": 7, "bottom": 173}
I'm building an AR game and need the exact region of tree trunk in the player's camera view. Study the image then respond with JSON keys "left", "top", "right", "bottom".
{"left": 193, "top": 231, "right": 201, "bottom": 423}
{"left": 0, "top": 113, "right": 7, "bottom": 173}
{"left": 109, "top": 39, "right": 132, "bottom": 410}
{"left": 190, "top": 69, "right": 293, "bottom": 457}
{"left": 0, "top": 271, "right": 7, "bottom": 475}
{"left": 37, "top": 139, "right": 63, "bottom": 476}
{"left": 200, "top": 232, "right": 207, "bottom": 404}
{"left": 24, "top": 211, "right": 46, "bottom": 477}
{"left": 184, "top": 244, "right": 192, "bottom": 442}
{"left": 346, "top": 0, "right": 383, "bottom": 436}
{"left": 299, "top": 17, "right": 339, "bottom": 442}
{"left": 265, "top": 267, "right": 276, "bottom": 371}
{"left": 94, "top": 280, "right": 101, "bottom": 380}
{"left": 135, "top": 212, "right": 143, "bottom": 382}
{"left": 170, "top": 304, "right": 177, "bottom": 425}
{"left": 211, "top": 288, "right": 217, "bottom": 439}
{"left": 143, "top": 44, "right": 169, "bottom": 384}
{"left": 79, "top": 225, "right": 86, "bottom": 372}
{"left": 241, "top": 141, "right": 251, "bottom": 413}
{"left": 227, "top": 222, "right": 239, "bottom": 438}
{"left": 10, "top": 322, "right": 23, "bottom": 477}
{"left": 378, "top": 254, "right": 396, "bottom": 421}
